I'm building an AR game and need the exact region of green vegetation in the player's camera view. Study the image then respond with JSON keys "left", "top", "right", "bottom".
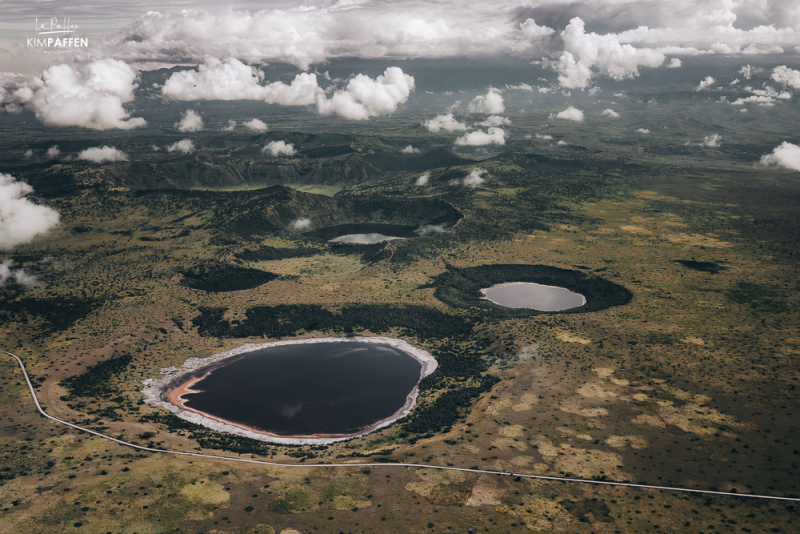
{"left": 676, "top": 260, "right": 727, "bottom": 274}
{"left": 192, "top": 304, "right": 473, "bottom": 340}
{"left": 0, "top": 296, "right": 98, "bottom": 334}
{"left": 62, "top": 355, "right": 132, "bottom": 399}
{"left": 180, "top": 263, "right": 279, "bottom": 292}
{"left": 235, "top": 246, "right": 322, "bottom": 262}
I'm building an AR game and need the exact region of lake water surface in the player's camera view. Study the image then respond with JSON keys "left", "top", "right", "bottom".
{"left": 176, "top": 341, "right": 423, "bottom": 437}
{"left": 305, "top": 222, "right": 418, "bottom": 244}
{"left": 481, "top": 282, "right": 586, "bottom": 311}
{"left": 329, "top": 233, "right": 405, "bottom": 244}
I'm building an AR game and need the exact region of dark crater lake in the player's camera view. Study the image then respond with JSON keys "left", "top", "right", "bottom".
{"left": 175, "top": 341, "right": 423, "bottom": 437}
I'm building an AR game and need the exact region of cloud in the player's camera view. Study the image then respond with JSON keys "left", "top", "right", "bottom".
{"left": 455, "top": 128, "right": 505, "bottom": 146}
{"left": 222, "top": 120, "right": 236, "bottom": 131}
{"left": 415, "top": 172, "right": 430, "bottom": 186}
{"left": 463, "top": 168, "right": 488, "bottom": 188}
{"left": 244, "top": 118, "right": 268, "bottom": 132}
{"left": 262, "top": 141, "right": 297, "bottom": 157}
{"left": 316, "top": 67, "right": 414, "bottom": 120}
{"left": 105, "top": 7, "right": 560, "bottom": 70}
{"left": 23, "top": 149, "right": 32, "bottom": 159}
{"left": 162, "top": 58, "right": 321, "bottom": 105}
{"left": 555, "top": 106, "right": 585, "bottom": 122}
{"left": 555, "top": 17, "right": 665, "bottom": 89}
{"left": 695, "top": 76, "right": 716, "bottom": 91}
{"left": 418, "top": 223, "right": 445, "bottom": 235}
{"left": 402, "top": 145, "right": 421, "bottom": 154}
{"left": 506, "top": 83, "right": 534, "bottom": 91}
{"left": 667, "top": 58, "right": 682, "bottom": 68}
{"left": 478, "top": 115, "right": 511, "bottom": 127}
{"left": 535, "top": 133, "right": 554, "bottom": 140}
{"left": 175, "top": 109, "right": 203, "bottom": 132}
{"left": 0, "top": 173, "right": 60, "bottom": 250}
{"left": 761, "top": 142, "right": 800, "bottom": 171}
{"left": 167, "top": 139, "right": 195, "bottom": 154}
{"left": 46, "top": 145, "right": 60, "bottom": 159}
{"left": 636, "top": 128, "right": 651, "bottom": 134}
{"left": 467, "top": 89, "right": 505, "bottom": 114}
{"left": 0, "top": 261, "right": 38, "bottom": 288}
{"left": 291, "top": 217, "right": 312, "bottom": 231}
{"left": 739, "top": 65, "right": 762, "bottom": 80}
{"left": 423, "top": 113, "right": 468, "bottom": 133}
{"left": 703, "top": 134, "right": 722, "bottom": 147}
{"left": 730, "top": 85, "right": 791, "bottom": 106}
{"left": 77, "top": 146, "right": 129, "bottom": 163}
{"left": 22, "top": 59, "right": 146, "bottom": 130}
{"left": 601, "top": 108, "right": 620, "bottom": 118}
{"left": 519, "top": 18, "right": 555, "bottom": 39}
{"left": 771, "top": 66, "right": 800, "bottom": 89}
{"left": 87, "top": 5, "right": 800, "bottom": 74}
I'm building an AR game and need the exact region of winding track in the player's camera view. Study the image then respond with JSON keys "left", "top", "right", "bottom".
{"left": 4, "top": 349, "right": 799, "bottom": 503}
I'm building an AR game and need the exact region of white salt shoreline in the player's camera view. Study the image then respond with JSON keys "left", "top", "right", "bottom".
{"left": 141, "top": 336, "right": 438, "bottom": 445}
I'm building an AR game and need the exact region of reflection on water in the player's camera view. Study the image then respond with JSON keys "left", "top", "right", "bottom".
{"left": 329, "top": 233, "right": 406, "bottom": 244}
{"left": 481, "top": 282, "right": 586, "bottom": 311}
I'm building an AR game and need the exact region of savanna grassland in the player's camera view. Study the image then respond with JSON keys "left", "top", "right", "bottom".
{"left": 1, "top": 129, "right": 799, "bottom": 534}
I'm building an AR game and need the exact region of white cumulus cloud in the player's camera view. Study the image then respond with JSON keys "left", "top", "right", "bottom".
{"left": 0, "top": 173, "right": 60, "bottom": 250}
{"left": 291, "top": 217, "right": 312, "bottom": 231}
{"left": 555, "top": 106, "right": 585, "bottom": 122}
{"left": 415, "top": 172, "right": 430, "bottom": 186}
{"left": 703, "top": 134, "right": 722, "bottom": 147}
{"left": 402, "top": 145, "right": 421, "bottom": 154}
{"left": 761, "top": 142, "right": 800, "bottom": 171}
{"left": 167, "top": 139, "right": 195, "bottom": 154}
{"left": 175, "top": 109, "right": 203, "bottom": 132}
{"left": 162, "top": 58, "right": 321, "bottom": 105}
{"left": 0, "top": 261, "right": 38, "bottom": 288}
{"left": 771, "top": 66, "right": 800, "bottom": 89}
{"left": 423, "top": 113, "right": 468, "bottom": 133}
{"left": 78, "top": 146, "right": 129, "bottom": 163}
{"left": 455, "top": 128, "right": 505, "bottom": 146}
{"left": 23, "top": 59, "right": 145, "bottom": 130}
{"left": 667, "top": 58, "right": 682, "bottom": 68}
{"left": 601, "top": 108, "right": 620, "bottom": 118}
{"left": 506, "top": 83, "right": 533, "bottom": 92}
{"left": 695, "top": 76, "right": 716, "bottom": 91}
{"left": 636, "top": 128, "right": 651, "bottom": 134}
{"left": 244, "top": 118, "right": 268, "bottom": 132}
{"left": 555, "top": 17, "right": 665, "bottom": 89}
{"left": 463, "top": 168, "right": 488, "bottom": 189}
{"left": 467, "top": 89, "right": 504, "bottom": 114}
{"left": 519, "top": 18, "right": 555, "bottom": 40}
{"left": 478, "top": 115, "right": 511, "bottom": 127}
{"left": 316, "top": 67, "right": 414, "bottom": 120}
{"left": 46, "top": 145, "right": 60, "bottom": 159}
{"left": 263, "top": 141, "right": 297, "bottom": 157}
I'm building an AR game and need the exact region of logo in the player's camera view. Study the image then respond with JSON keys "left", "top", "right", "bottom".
{"left": 28, "top": 18, "right": 88, "bottom": 48}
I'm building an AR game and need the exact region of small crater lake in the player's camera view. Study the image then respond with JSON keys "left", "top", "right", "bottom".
{"left": 305, "top": 223, "right": 418, "bottom": 244}
{"left": 160, "top": 339, "right": 431, "bottom": 441}
{"left": 481, "top": 282, "right": 586, "bottom": 311}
